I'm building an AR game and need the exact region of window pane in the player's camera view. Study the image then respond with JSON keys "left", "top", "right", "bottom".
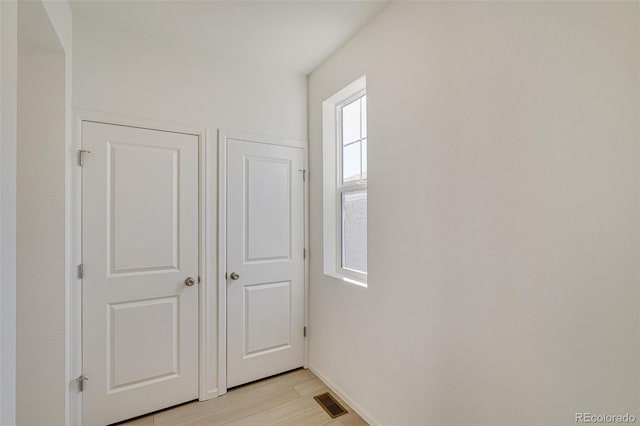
{"left": 342, "top": 142, "right": 361, "bottom": 184}
{"left": 342, "top": 191, "right": 367, "bottom": 273}
{"left": 361, "top": 95, "right": 367, "bottom": 138}
{"left": 341, "top": 98, "right": 361, "bottom": 144}
{"left": 361, "top": 139, "right": 367, "bottom": 180}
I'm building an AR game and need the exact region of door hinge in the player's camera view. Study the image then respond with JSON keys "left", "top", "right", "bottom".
{"left": 77, "top": 264, "right": 84, "bottom": 279}
{"left": 303, "top": 248, "right": 306, "bottom": 259}
{"left": 304, "top": 326, "right": 307, "bottom": 338}
{"left": 75, "top": 375, "right": 88, "bottom": 392}
{"left": 77, "top": 149, "right": 91, "bottom": 166}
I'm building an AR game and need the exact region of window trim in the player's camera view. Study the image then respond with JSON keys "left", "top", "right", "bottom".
{"left": 336, "top": 186, "right": 367, "bottom": 282}
{"left": 336, "top": 89, "right": 367, "bottom": 188}
{"left": 336, "top": 90, "right": 367, "bottom": 283}
{"left": 322, "top": 76, "right": 367, "bottom": 287}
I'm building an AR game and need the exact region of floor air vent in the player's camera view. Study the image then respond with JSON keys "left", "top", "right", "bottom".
{"left": 313, "top": 392, "right": 348, "bottom": 418}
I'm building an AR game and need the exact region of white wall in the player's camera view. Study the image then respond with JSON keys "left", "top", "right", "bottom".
{"left": 15, "top": 1, "right": 72, "bottom": 424}
{"left": 72, "top": 15, "right": 307, "bottom": 396}
{"left": 307, "top": 2, "right": 639, "bottom": 425}
{"left": 17, "top": 44, "right": 66, "bottom": 425}
{"left": 0, "top": 1, "right": 17, "bottom": 425}
{"left": 43, "top": 2, "right": 74, "bottom": 424}
{"left": 73, "top": 17, "right": 307, "bottom": 141}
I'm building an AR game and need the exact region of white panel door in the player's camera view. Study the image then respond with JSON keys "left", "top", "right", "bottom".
{"left": 82, "top": 122, "right": 199, "bottom": 425}
{"left": 227, "top": 138, "right": 305, "bottom": 388}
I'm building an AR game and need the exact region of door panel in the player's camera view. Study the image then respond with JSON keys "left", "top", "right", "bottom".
{"left": 244, "top": 281, "right": 291, "bottom": 355}
{"left": 108, "top": 297, "right": 179, "bottom": 391}
{"left": 227, "top": 139, "right": 305, "bottom": 388}
{"left": 82, "top": 122, "right": 199, "bottom": 425}
{"left": 109, "top": 143, "right": 179, "bottom": 274}
{"left": 245, "top": 156, "right": 291, "bottom": 262}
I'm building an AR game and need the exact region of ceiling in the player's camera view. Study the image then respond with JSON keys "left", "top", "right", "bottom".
{"left": 69, "top": 0, "right": 389, "bottom": 75}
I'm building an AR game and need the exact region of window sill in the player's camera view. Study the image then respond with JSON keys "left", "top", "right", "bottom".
{"left": 324, "top": 272, "right": 367, "bottom": 288}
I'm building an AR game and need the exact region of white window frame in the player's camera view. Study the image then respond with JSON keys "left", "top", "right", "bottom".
{"left": 322, "top": 76, "right": 367, "bottom": 286}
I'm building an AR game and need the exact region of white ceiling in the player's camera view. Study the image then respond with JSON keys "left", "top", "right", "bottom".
{"left": 69, "top": 0, "right": 388, "bottom": 75}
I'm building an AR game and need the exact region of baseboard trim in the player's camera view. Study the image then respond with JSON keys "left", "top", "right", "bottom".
{"left": 307, "top": 364, "right": 379, "bottom": 426}
{"left": 203, "top": 388, "right": 218, "bottom": 401}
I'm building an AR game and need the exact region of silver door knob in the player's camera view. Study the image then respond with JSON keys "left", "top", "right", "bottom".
{"left": 229, "top": 272, "right": 240, "bottom": 280}
{"left": 184, "top": 277, "right": 196, "bottom": 287}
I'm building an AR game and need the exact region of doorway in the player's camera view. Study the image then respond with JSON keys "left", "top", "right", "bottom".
{"left": 80, "top": 122, "right": 200, "bottom": 425}
{"left": 221, "top": 132, "right": 308, "bottom": 390}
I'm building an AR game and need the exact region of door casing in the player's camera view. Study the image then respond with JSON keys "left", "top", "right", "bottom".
{"left": 217, "top": 129, "right": 309, "bottom": 396}
{"left": 70, "top": 113, "right": 309, "bottom": 425}
{"left": 70, "top": 110, "right": 211, "bottom": 426}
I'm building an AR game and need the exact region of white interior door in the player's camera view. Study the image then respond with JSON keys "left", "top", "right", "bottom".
{"left": 82, "top": 122, "right": 199, "bottom": 425}
{"left": 226, "top": 138, "right": 305, "bottom": 388}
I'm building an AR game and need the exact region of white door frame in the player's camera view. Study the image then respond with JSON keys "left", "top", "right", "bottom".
{"left": 217, "top": 129, "right": 309, "bottom": 396}
{"left": 70, "top": 109, "right": 212, "bottom": 426}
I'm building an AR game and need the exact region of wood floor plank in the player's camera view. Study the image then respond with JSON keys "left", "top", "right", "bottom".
{"left": 119, "top": 414, "right": 155, "bottom": 426}
{"left": 273, "top": 406, "right": 332, "bottom": 426}
{"left": 119, "top": 369, "right": 368, "bottom": 426}
{"left": 332, "top": 413, "right": 368, "bottom": 426}
{"left": 223, "top": 369, "right": 314, "bottom": 403}
{"left": 293, "top": 378, "right": 326, "bottom": 396}
{"left": 165, "top": 388, "right": 302, "bottom": 426}
{"left": 222, "top": 393, "right": 321, "bottom": 426}
{"left": 153, "top": 370, "right": 311, "bottom": 426}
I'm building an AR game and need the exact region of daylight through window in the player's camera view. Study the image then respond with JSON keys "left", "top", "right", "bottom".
{"left": 338, "top": 93, "right": 367, "bottom": 277}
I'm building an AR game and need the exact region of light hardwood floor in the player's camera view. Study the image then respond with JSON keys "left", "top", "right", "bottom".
{"left": 119, "top": 369, "right": 368, "bottom": 426}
